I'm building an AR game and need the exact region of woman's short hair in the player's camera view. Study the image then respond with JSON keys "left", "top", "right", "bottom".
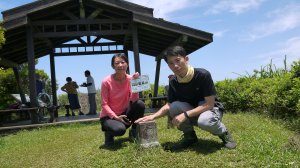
{"left": 111, "top": 53, "right": 128, "bottom": 68}
{"left": 163, "top": 46, "right": 186, "bottom": 63}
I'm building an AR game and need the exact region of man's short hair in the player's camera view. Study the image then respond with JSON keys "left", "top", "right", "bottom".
{"left": 163, "top": 46, "right": 186, "bottom": 63}
{"left": 85, "top": 70, "right": 90, "bottom": 75}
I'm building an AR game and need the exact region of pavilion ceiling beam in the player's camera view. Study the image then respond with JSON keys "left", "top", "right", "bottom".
{"left": 88, "top": 8, "right": 103, "bottom": 19}
{"left": 87, "top": 36, "right": 91, "bottom": 44}
{"left": 139, "top": 26, "right": 178, "bottom": 39}
{"left": 76, "top": 37, "right": 87, "bottom": 44}
{"left": 81, "top": 4, "right": 116, "bottom": 20}
{"left": 139, "top": 34, "right": 173, "bottom": 44}
{"left": 63, "top": 11, "right": 78, "bottom": 20}
{"left": 3, "top": 29, "right": 26, "bottom": 40}
{"left": 31, "top": 19, "right": 130, "bottom": 38}
{"left": 2, "top": 37, "right": 26, "bottom": 47}
{"left": 39, "top": 38, "right": 53, "bottom": 49}
{"left": 91, "top": 36, "right": 101, "bottom": 44}
{"left": 0, "top": 57, "right": 18, "bottom": 67}
{"left": 0, "top": 40, "right": 46, "bottom": 56}
{"left": 123, "top": 22, "right": 133, "bottom": 49}
{"left": 156, "top": 35, "right": 189, "bottom": 60}
{"left": 31, "top": 19, "right": 130, "bottom": 25}
{"left": 54, "top": 42, "right": 124, "bottom": 56}
{"left": 85, "top": 3, "right": 129, "bottom": 18}
{"left": 54, "top": 41, "right": 125, "bottom": 56}
{"left": 79, "top": 0, "right": 85, "bottom": 19}
{"left": 54, "top": 50, "right": 124, "bottom": 56}
{"left": 34, "top": 30, "right": 130, "bottom": 38}
{"left": 123, "top": 34, "right": 130, "bottom": 47}
{"left": 57, "top": 41, "right": 120, "bottom": 47}
{"left": 33, "top": 26, "right": 53, "bottom": 49}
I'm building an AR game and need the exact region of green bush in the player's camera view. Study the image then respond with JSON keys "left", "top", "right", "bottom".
{"left": 216, "top": 59, "right": 300, "bottom": 132}
{"left": 0, "top": 69, "right": 18, "bottom": 109}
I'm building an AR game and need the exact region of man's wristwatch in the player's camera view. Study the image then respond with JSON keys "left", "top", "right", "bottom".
{"left": 183, "top": 111, "right": 192, "bottom": 123}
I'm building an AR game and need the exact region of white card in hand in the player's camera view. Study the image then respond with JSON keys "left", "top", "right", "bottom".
{"left": 130, "top": 75, "right": 150, "bottom": 93}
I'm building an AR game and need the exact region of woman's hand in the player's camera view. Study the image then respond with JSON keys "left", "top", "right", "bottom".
{"left": 115, "top": 115, "right": 131, "bottom": 125}
{"left": 132, "top": 72, "right": 140, "bottom": 79}
{"left": 135, "top": 114, "right": 155, "bottom": 123}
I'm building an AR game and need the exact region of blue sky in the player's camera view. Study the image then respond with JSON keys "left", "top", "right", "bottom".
{"left": 1, "top": 0, "right": 300, "bottom": 95}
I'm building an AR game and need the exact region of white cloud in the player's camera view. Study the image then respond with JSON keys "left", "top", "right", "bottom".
{"left": 213, "top": 29, "right": 228, "bottom": 38}
{"left": 257, "top": 37, "right": 300, "bottom": 67}
{"left": 243, "top": 4, "right": 300, "bottom": 41}
{"left": 127, "top": 0, "right": 203, "bottom": 19}
{"left": 205, "top": 0, "right": 266, "bottom": 15}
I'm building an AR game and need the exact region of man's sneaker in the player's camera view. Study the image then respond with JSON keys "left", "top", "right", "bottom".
{"left": 170, "top": 131, "right": 198, "bottom": 151}
{"left": 219, "top": 131, "right": 236, "bottom": 149}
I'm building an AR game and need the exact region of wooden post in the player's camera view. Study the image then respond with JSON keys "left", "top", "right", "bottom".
{"left": 132, "top": 23, "right": 143, "bottom": 97}
{"left": 26, "top": 23, "right": 38, "bottom": 124}
{"left": 132, "top": 23, "right": 141, "bottom": 74}
{"left": 153, "top": 58, "right": 161, "bottom": 98}
{"left": 124, "top": 48, "right": 130, "bottom": 74}
{"left": 50, "top": 52, "right": 58, "bottom": 119}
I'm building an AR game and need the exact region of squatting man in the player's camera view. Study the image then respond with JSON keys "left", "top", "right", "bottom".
{"left": 136, "top": 46, "right": 236, "bottom": 151}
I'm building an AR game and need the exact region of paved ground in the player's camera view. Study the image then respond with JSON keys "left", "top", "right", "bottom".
{"left": 0, "top": 113, "right": 100, "bottom": 133}
{"left": 0, "top": 108, "right": 159, "bottom": 133}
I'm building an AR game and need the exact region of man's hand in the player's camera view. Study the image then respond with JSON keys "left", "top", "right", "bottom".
{"left": 135, "top": 114, "right": 155, "bottom": 123}
{"left": 172, "top": 113, "right": 187, "bottom": 127}
{"left": 80, "top": 82, "right": 87, "bottom": 87}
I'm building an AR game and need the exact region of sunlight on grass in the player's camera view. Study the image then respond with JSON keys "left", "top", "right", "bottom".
{"left": 0, "top": 113, "right": 299, "bottom": 167}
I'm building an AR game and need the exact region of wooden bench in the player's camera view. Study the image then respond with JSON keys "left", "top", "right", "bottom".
{"left": 0, "top": 107, "right": 39, "bottom": 125}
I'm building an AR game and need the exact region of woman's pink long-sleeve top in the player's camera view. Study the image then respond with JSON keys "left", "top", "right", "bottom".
{"left": 100, "top": 74, "right": 139, "bottom": 119}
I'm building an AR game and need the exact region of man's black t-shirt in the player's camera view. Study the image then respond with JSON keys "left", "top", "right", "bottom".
{"left": 168, "top": 68, "right": 216, "bottom": 107}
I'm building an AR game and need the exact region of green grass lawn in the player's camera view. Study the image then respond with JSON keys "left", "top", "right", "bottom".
{"left": 0, "top": 112, "right": 299, "bottom": 168}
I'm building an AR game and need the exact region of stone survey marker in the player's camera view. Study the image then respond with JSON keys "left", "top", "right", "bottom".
{"left": 136, "top": 121, "right": 160, "bottom": 148}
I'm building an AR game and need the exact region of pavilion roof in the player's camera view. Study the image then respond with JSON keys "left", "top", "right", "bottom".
{"left": 0, "top": 0, "right": 213, "bottom": 68}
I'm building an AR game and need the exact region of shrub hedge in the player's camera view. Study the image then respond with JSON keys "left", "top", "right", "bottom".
{"left": 215, "top": 59, "right": 300, "bottom": 132}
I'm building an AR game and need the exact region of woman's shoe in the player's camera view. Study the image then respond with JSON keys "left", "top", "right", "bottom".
{"left": 104, "top": 132, "right": 114, "bottom": 146}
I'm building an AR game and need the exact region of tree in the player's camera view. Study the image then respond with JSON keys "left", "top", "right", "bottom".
{"left": 0, "top": 63, "right": 52, "bottom": 109}
{"left": 0, "top": 22, "right": 58, "bottom": 109}
{"left": 0, "top": 69, "right": 18, "bottom": 109}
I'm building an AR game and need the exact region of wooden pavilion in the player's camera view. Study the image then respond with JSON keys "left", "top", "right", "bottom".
{"left": 0, "top": 0, "right": 213, "bottom": 120}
